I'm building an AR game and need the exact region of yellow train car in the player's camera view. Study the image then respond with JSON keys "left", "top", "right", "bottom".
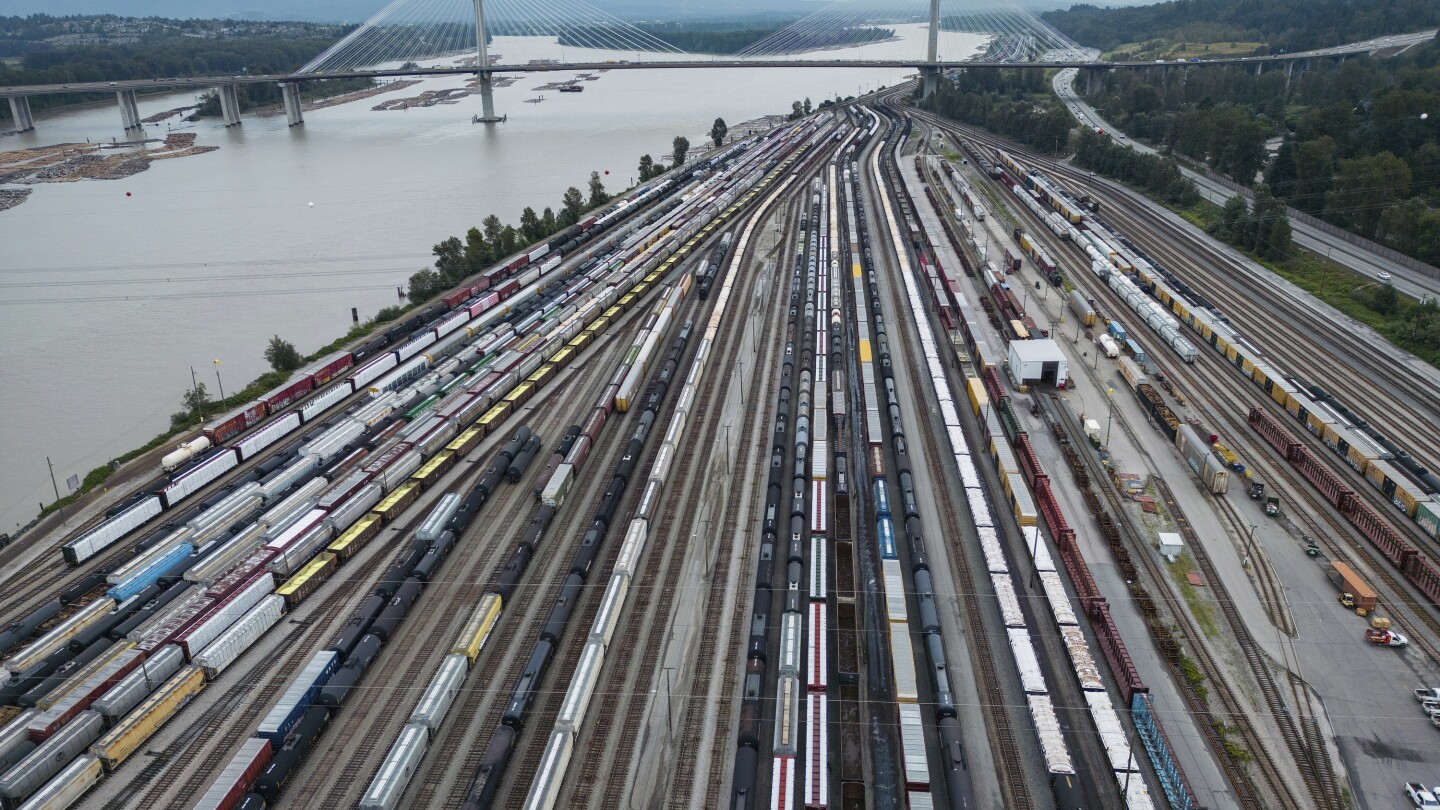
{"left": 616, "top": 293, "right": 635, "bottom": 312}
{"left": 277, "top": 552, "right": 339, "bottom": 609}
{"left": 477, "top": 402, "right": 511, "bottom": 434}
{"left": 966, "top": 378, "right": 989, "bottom": 416}
{"left": 328, "top": 514, "right": 382, "bottom": 562}
{"left": 513, "top": 334, "right": 541, "bottom": 354}
{"left": 550, "top": 346, "right": 576, "bottom": 369}
{"left": 527, "top": 363, "right": 555, "bottom": 389}
{"left": 450, "top": 593, "right": 502, "bottom": 664}
{"left": 373, "top": 481, "right": 420, "bottom": 524}
{"left": 565, "top": 332, "right": 589, "bottom": 352}
{"left": 93, "top": 665, "right": 205, "bottom": 770}
{"left": 447, "top": 426, "right": 485, "bottom": 457}
{"left": 411, "top": 451, "right": 455, "bottom": 490}
{"left": 504, "top": 380, "right": 536, "bottom": 408}
{"left": 858, "top": 339, "right": 872, "bottom": 363}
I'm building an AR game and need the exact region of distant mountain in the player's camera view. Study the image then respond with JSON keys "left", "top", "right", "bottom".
{"left": 0, "top": 0, "right": 819, "bottom": 23}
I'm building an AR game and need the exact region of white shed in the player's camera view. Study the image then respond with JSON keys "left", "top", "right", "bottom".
{"left": 1158, "top": 532, "right": 1184, "bottom": 558}
{"left": 1007, "top": 339, "right": 1069, "bottom": 389}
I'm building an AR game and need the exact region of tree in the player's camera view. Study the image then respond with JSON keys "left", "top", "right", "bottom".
{"left": 264, "top": 336, "right": 303, "bottom": 372}
{"left": 463, "top": 226, "right": 491, "bottom": 271}
{"left": 638, "top": 154, "right": 656, "bottom": 182}
{"left": 407, "top": 268, "right": 443, "bottom": 304}
{"left": 183, "top": 381, "right": 211, "bottom": 418}
{"left": 1372, "top": 281, "right": 1399, "bottom": 316}
{"left": 588, "top": 171, "right": 607, "bottom": 207}
{"left": 672, "top": 136, "right": 690, "bottom": 167}
{"left": 560, "top": 186, "right": 585, "bottom": 225}
{"left": 790, "top": 100, "right": 804, "bottom": 120}
{"left": 520, "top": 206, "right": 543, "bottom": 242}
{"left": 711, "top": 117, "right": 728, "bottom": 148}
{"left": 482, "top": 215, "right": 504, "bottom": 252}
{"left": 432, "top": 236, "right": 465, "bottom": 282}
{"left": 1327, "top": 152, "right": 1413, "bottom": 237}
{"left": 803, "top": 97, "right": 812, "bottom": 115}
{"left": 542, "top": 207, "right": 557, "bottom": 234}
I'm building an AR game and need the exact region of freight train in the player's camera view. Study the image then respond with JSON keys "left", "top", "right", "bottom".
{"left": 992, "top": 146, "right": 1437, "bottom": 539}
{"left": 0, "top": 128, "right": 811, "bottom": 809}
{"left": 889, "top": 108, "right": 1159, "bottom": 809}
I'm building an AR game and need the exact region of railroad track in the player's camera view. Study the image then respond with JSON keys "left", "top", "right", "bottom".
{"left": 943, "top": 120, "right": 1440, "bottom": 476}
{"left": 1154, "top": 475, "right": 1338, "bottom": 810}
{"left": 672, "top": 205, "right": 792, "bottom": 808}
{"left": 1215, "top": 496, "right": 1297, "bottom": 637}
{"left": 411, "top": 312, "right": 666, "bottom": 809}
{"left": 1043, "top": 394, "right": 1278, "bottom": 809}
{"left": 935, "top": 117, "right": 1440, "bottom": 659}
{"left": 570, "top": 185, "right": 797, "bottom": 810}
{"left": 101, "top": 583, "right": 355, "bottom": 809}
{"left": 287, "top": 338, "right": 627, "bottom": 809}
{"left": 865, "top": 122, "right": 1037, "bottom": 807}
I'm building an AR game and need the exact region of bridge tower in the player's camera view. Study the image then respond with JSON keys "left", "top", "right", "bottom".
{"left": 473, "top": 0, "right": 503, "bottom": 123}
{"left": 921, "top": 0, "right": 942, "bottom": 98}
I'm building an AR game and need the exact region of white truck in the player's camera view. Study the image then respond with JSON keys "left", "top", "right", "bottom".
{"left": 1407, "top": 782, "right": 1440, "bottom": 809}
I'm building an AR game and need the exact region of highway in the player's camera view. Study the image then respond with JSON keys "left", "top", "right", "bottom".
{"left": 1052, "top": 66, "right": 1440, "bottom": 301}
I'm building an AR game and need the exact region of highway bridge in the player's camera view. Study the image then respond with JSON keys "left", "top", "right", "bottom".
{"left": 1, "top": 15, "right": 1431, "bottom": 133}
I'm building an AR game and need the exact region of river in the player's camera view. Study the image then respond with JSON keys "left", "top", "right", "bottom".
{"left": 0, "top": 25, "right": 986, "bottom": 535}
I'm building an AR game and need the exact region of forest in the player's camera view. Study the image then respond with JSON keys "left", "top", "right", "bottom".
{"left": 1074, "top": 37, "right": 1440, "bottom": 264}
{"left": 1043, "top": 0, "right": 1440, "bottom": 55}
{"left": 0, "top": 15, "right": 348, "bottom": 121}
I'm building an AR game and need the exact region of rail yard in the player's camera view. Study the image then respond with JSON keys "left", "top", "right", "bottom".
{"left": 2, "top": 84, "right": 1439, "bottom": 810}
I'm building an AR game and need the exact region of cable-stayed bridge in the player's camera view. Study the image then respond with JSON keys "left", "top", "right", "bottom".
{"left": 1, "top": 0, "right": 1429, "bottom": 134}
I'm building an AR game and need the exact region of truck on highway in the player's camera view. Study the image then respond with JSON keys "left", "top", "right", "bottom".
{"left": 1328, "top": 561, "right": 1378, "bottom": 615}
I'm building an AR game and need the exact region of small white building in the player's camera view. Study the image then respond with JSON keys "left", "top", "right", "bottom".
{"left": 1007, "top": 339, "right": 1068, "bottom": 389}
{"left": 1158, "top": 532, "right": 1184, "bottom": 558}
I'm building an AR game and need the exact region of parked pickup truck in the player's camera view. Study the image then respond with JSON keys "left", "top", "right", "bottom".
{"left": 1368, "top": 629, "right": 1409, "bottom": 647}
{"left": 1407, "top": 782, "right": 1440, "bottom": 809}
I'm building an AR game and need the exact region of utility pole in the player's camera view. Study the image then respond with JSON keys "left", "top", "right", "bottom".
{"left": 190, "top": 366, "right": 203, "bottom": 424}
{"left": 213, "top": 359, "right": 226, "bottom": 404}
{"left": 46, "top": 457, "right": 61, "bottom": 502}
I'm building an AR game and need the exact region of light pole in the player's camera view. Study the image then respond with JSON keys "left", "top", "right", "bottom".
{"left": 1104, "top": 387, "right": 1115, "bottom": 449}
{"left": 213, "top": 359, "right": 226, "bottom": 404}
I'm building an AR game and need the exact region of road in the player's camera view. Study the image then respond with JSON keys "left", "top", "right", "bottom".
{"left": 1052, "top": 67, "right": 1440, "bottom": 302}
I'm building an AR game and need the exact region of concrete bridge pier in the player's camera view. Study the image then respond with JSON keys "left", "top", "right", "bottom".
{"left": 216, "top": 84, "right": 242, "bottom": 127}
{"left": 475, "top": 73, "right": 503, "bottom": 122}
{"left": 7, "top": 96, "right": 35, "bottom": 132}
{"left": 281, "top": 82, "right": 304, "bottom": 127}
{"left": 920, "top": 66, "right": 940, "bottom": 99}
{"left": 1255, "top": 61, "right": 1264, "bottom": 76}
{"left": 116, "top": 89, "right": 141, "bottom": 130}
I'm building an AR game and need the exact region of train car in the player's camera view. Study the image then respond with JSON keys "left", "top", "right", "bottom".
{"left": 276, "top": 553, "right": 339, "bottom": 608}
{"left": 91, "top": 665, "right": 205, "bottom": 770}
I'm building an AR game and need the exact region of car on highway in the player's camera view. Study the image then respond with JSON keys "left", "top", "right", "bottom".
{"left": 108, "top": 81, "right": 118, "bottom": 86}
{"left": 1407, "top": 782, "right": 1440, "bottom": 809}
{"left": 1378, "top": 271, "right": 1393, "bottom": 282}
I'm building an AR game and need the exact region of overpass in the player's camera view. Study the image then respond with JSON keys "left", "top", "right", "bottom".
{"left": 1, "top": 16, "right": 1431, "bottom": 133}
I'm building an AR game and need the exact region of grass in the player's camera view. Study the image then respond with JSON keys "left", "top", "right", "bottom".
{"left": 1171, "top": 199, "right": 1440, "bottom": 368}
{"left": 1103, "top": 40, "right": 1265, "bottom": 62}
{"left": 1168, "top": 549, "right": 1221, "bottom": 638}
